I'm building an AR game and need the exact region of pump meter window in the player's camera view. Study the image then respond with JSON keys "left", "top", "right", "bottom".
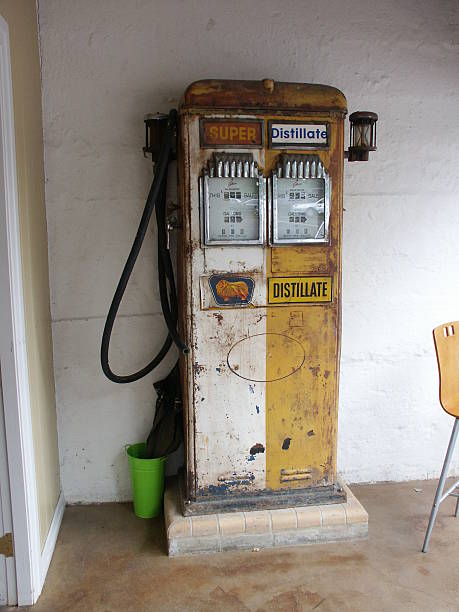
{"left": 206, "top": 177, "right": 260, "bottom": 243}
{"left": 201, "top": 157, "right": 265, "bottom": 246}
{"left": 275, "top": 178, "right": 325, "bottom": 240}
{"left": 272, "top": 156, "right": 330, "bottom": 245}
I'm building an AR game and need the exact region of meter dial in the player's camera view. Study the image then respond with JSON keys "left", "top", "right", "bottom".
{"left": 275, "top": 178, "right": 325, "bottom": 240}
{"left": 206, "top": 177, "right": 260, "bottom": 243}
{"left": 201, "top": 155, "right": 265, "bottom": 246}
{"left": 271, "top": 155, "right": 330, "bottom": 245}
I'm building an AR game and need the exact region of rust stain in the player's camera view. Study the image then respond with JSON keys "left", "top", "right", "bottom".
{"left": 258, "top": 588, "right": 323, "bottom": 612}
{"left": 213, "top": 555, "right": 298, "bottom": 578}
{"left": 182, "top": 79, "right": 347, "bottom": 114}
{"left": 249, "top": 443, "right": 265, "bottom": 455}
{"left": 322, "top": 552, "right": 367, "bottom": 564}
{"left": 193, "top": 362, "right": 206, "bottom": 375}
{"left": 208, "top": 586, "right": 251, "bottom": 610}
{"left": 309, "top": 365, "right": 320, "bottom": 377}
{"left": 213, "top": 312, "right": 224, "bottom": 325}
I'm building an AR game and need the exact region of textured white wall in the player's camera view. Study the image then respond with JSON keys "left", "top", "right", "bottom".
{"left": 38, "top": 0, "right": 459, "bottom": 502}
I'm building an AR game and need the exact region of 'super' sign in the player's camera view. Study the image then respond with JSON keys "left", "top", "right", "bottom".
{"left": 201, "top": 120, "right": 263, "bottom": 148}
{"left": 268, "top": 276, "right": 333, "bottom": 304}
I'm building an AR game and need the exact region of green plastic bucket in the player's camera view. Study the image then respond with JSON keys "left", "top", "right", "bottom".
{"left": 126, "top": 443, "right": 167, "bottom": 518}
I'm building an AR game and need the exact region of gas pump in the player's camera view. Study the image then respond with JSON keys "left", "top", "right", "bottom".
{"left": 102, "top": 79, "right": 377, "bottom": 530}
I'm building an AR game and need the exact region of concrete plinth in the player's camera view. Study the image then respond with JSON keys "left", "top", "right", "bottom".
{"left": 164, "top": 478, "right": 368, "bottom": 556}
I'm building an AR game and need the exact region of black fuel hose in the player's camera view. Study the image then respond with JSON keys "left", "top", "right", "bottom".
{"left": 101, "top": 109, "right": 188, "bottom": 384}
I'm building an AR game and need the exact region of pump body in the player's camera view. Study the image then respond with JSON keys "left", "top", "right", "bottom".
{"left": 177, "top": 80, "right": 347, "bottom": 513}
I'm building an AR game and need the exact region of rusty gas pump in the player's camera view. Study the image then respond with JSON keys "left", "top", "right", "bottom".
{"left": 102, "top": 79, "right": 377, "bottom": 552}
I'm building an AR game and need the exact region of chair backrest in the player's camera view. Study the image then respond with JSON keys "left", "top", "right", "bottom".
{"left": 433, "top": 321, "right": 459, "bottom": 417}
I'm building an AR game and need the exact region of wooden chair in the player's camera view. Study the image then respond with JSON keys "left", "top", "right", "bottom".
{"left": 422, "top": 321, "right": 459, "bottom": 552}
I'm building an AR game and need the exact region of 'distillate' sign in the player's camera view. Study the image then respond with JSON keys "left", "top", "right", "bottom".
{"left": 269, "top": 122, "right": 328, "bottom": 148}
{"left": 268, "top": 276, "right": 332, "bottom": 304}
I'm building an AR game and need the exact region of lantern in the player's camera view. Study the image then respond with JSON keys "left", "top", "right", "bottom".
{"left": 347, "top": 111, "right": 378, "bottom": 162}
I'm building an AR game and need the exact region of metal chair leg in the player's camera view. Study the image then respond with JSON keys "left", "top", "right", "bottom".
{"left": 422, "top": 418, "right": 459, "bottom": 552}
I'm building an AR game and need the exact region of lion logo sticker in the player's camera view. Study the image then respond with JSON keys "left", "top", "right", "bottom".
{"left": 209, "top": 275, "right": 255, "bottom": 306}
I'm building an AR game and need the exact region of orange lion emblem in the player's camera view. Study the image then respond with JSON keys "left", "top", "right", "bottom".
{"left": 215, "top": 279, "right": 249, "bottom": 302}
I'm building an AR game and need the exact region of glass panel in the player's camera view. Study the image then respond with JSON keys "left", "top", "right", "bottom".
{"left": 275, "top": 178, "right": 325, "bottom": 240}
{"left": 207, "top": 177, "right": 260, "bottom": 242}
{"left": 354, "top": 124, "right": 371, "bottom": 147}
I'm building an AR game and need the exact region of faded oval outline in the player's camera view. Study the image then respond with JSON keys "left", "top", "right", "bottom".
{"left": 226, "top": 332, "right": 306, "bottom": 383}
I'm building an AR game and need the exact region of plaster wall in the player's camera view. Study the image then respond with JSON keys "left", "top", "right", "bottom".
{"left": 0, "top": 0, "right": 61, "bottom": 546}
{"left": 38, "top": 0, "right": 459, "bottom": 502}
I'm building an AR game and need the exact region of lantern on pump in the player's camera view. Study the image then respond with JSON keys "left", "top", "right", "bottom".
{"left": 346, "top": 111, "right": 378, "bottom": 161}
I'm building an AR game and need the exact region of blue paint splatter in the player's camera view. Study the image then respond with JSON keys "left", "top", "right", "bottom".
{"left": 205, "top": 474, "right": 255, "bottom": 496}
{"left": 249, "top": 385, "right": 255, "bottom": 394}
{"left": 216, "top": 367, "right": 221, "bottom": 374}
{"left": 256, "top": 405, "right": 260, "bottom": 414}
{"left": 206, "top": 483, "right": 230, "bottom": 495}
{"left": 247, "top": 455, "right": 255, "bottom": 462}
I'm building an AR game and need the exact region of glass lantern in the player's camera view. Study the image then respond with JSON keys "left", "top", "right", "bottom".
{"left": 347, "top": 111, "right": 378, "bottom": 161}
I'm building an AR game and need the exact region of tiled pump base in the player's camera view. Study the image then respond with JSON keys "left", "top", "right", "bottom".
{"left": 164, "top": 479, "right": 368, "bottom": 556}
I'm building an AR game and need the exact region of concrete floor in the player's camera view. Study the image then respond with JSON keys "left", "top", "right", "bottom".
{"left": 24, "top": 478, "right": 459, "bottom": 611}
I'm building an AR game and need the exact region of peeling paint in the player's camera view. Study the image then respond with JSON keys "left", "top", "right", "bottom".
{"left": 213, "top": 312, "right": 224, "bottom": 325}
{"left": 194, "top": 362, "right": 206, "bottom": 375}
{"left": 204, "top": 472, "right": 256, "bottom": 495}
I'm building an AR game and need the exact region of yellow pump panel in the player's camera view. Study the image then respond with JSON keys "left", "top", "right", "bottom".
{"left": 264, "top": 115, "right": 343, "bottom": 491}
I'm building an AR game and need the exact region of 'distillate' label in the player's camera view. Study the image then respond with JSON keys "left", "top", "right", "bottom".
{"left": 268, "top": 276, "right": 332, "bottom": 304}
{"left": 269, "top": 122, "right": 328, "bottom": 148}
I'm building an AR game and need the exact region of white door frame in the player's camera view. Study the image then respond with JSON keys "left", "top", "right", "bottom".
{"left": 0, "top": 15, "right": 42, "bottom": 606}
{"left": 0, "top": 378, "right": 17, "bottom": 606}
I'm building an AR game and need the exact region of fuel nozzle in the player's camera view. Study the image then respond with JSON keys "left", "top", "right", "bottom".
{"left": 143, "top": 113, "right": 176, "bottom": 162}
